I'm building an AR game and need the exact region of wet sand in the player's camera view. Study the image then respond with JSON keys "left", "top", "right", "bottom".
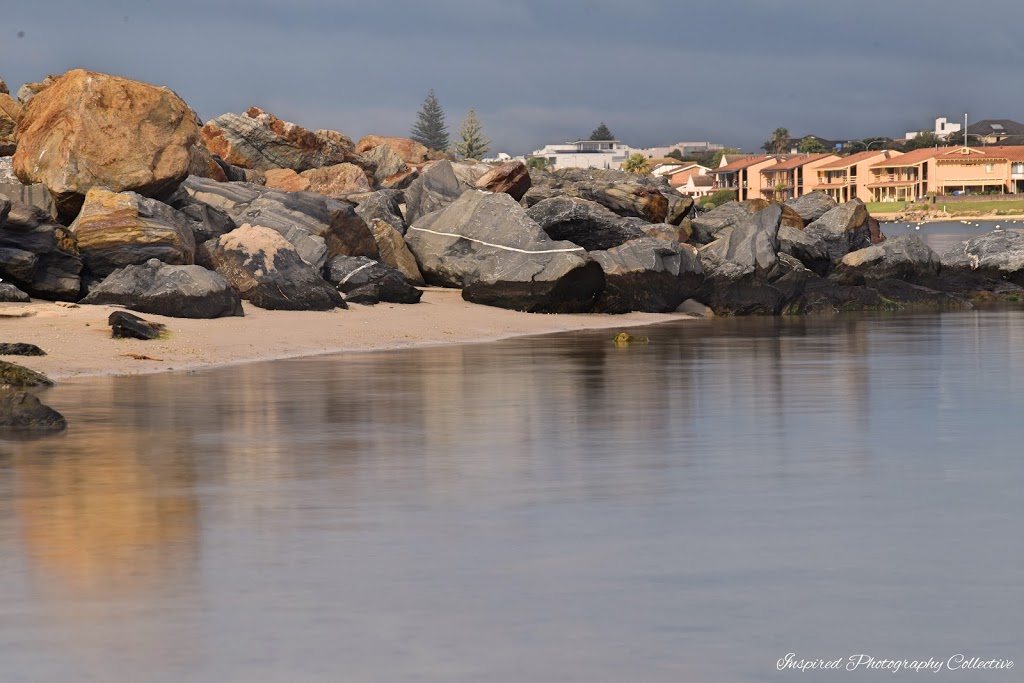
{"left": 0, "top": 288, "right": 691, "bottom": 380}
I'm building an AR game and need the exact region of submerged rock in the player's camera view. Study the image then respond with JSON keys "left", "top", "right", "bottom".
{"left": 0, "top": 391, "right": 66, "bottom": 431}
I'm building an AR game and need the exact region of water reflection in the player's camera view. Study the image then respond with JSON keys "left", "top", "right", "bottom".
{"left": 1, "top": 311, "right": 1023, "bottom": 681}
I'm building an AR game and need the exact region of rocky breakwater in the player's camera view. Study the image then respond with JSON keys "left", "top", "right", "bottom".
{"left": 3, "top": 67, "right": 1022, "bottom": 323}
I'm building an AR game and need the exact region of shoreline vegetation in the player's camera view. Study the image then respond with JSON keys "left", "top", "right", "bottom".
{"left": 1, "top": 289, "right": 689, "bottom": 382}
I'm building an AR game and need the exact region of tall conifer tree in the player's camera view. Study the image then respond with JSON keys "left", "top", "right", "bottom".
{"left": 454, "top": 109, "right": 491, "bottom": 160}
{"left": 410, "top": 90, "right": 449, "bottom": 152}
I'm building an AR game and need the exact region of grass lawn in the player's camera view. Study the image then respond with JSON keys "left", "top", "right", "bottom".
{"left": 866, "top": 199, "right": 1024, "bottom": 216}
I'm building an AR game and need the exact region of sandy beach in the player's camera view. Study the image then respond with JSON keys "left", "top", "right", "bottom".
{"left": 1, "top": 288, "right": 692, "bottom": 380}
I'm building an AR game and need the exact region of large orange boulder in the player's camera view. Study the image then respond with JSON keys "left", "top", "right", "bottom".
{"left": 355, "top": 135, "right": 430, "bottom": 164}
{"left": 13, "top": 69, "right": 212, "bottom": 221}
{"left": 0, "top": 93, "right": 21, "bottom": 155}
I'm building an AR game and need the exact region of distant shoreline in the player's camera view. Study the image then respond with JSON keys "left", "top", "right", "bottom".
{"left": 872, "top": 212, "right": 1024, "bottom": 224}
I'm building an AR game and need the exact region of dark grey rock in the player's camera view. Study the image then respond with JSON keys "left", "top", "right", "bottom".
{"left": 0, "top": 343, "right": 45, "bottom": 356}
{"left": 166, "top": 187, "right": 237, "bottom": 242}
{"left": 355, "top": 191, "right": 408, "bottom": 236}
{"left": 0, "top": 199, "right": 82, "bottom": 301}
{"left": 0, "top": 183, "right": 57, "bottom": 219}
{"left": 406, "top": 190, "right": 604, "bottom": 313}
{"left": 690, "top": 201, "right": 752, "bottom": 244}
{"left": 324, "top": 255, "right": 422, "bottom": 305}
{"left": 205, "top": 224, "right": 346, "bottom": 311}
{"left": 108, "top": 310, "right": 166, "bottom": 340}
{"left": 404, "top": 160, "right": 471, "bottom": 224}
{"left": 81, "top": 258, "right": 243, "bottom": 318}
{"left": 804, "top": 199, "right": 871, "bottom": 264}
{"left": 832, "top": 235, "right": 940, "bottom": 285}
{"left": 0, "top": 392, "right": 66, "bottom": 431}
{"left": 779, "top": 224, "right": 830, "bottom": 275}
{"left": 589, "top": 238, "right": 704, "bottom": 313}
{"left": 0, "top": 282, "right": 30, "bottom": 302}
{"left": 785, "top": 191, "right": 838, "bottom": 224}
{"left": 177, "top": 176, "right": 378, "bottom": 270}
{"left": 526, "top": 197, "right": 648, "bottom": 251}
{"left": 940, "top": 229, "right": 1024, "bottom": 285}
{"left": 0, "top": 360, "right": 53, "bottom": 387}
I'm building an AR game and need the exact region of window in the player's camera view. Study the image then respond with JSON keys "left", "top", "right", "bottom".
{"left": 986, "top": 164, "right": 993, "bottom": 173}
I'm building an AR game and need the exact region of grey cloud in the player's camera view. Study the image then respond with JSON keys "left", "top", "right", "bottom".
{"left": 2, "top": 0, "right": 1024, "bottom": 154}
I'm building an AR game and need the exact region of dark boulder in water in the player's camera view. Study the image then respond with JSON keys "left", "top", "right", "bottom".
{"left": 0, "top": 391, "right": 66, "bottom": 431}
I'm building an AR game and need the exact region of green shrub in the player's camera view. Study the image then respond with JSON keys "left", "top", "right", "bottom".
{"left": 698, "top": 189, "right": 736, "bottom": 208}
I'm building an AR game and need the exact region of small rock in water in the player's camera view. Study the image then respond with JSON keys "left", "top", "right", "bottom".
{"left": 108, "top": 310, "right": 166, "bottom": 340}
{"left": 0, "top": 391, "right": 67, "bottom": 431}
{"left": 0, "top": 360, "right": 54, "bottom": 387}
{"left": 613, "top": 332, "right": 649, "bottom": 346}
{"left": 0, "top": 343, "right": 46, "bottom": 356}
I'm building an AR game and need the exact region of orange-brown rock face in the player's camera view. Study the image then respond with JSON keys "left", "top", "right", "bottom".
{"left": 355, "top": 135, "right": 430, "bottom": 164}
{"left": 0, "top": 93, "right": 21, "bottom": 155}
{"left": 201, "top": 107, "right": 357, "bottom": 173}
{"left": 69, "top": 187, "right": 197, "bottom": 278}
{"left": 13, "top": 69, "right": 212, "bottom": 221}
{"left": 474, "top": 161, "right": 531, "bottom": 201}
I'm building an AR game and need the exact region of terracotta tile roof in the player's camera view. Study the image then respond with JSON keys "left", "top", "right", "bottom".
{"left": 817, "top": 149, "right": 898, "bottom": 170}
{"left": 712, "top": 154, "right": 784, "bottom": 173}
{"left": 691, "top": 175, "right": 715, "bottom": 187}
{"left": 761, "top": 153, "right": 835, "bottom": 172}
{"left": 870, "top": 147, "right": 941, "bottom": 168}
{"left": 935, "top": 145, "right": 1024, "bottom": 163}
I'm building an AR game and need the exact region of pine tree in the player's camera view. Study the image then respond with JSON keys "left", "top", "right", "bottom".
{"left": 410, "top": 90, "right": 449, "bottom": 152}
{"left": 454, "top": 108, "right": 491, "bottom": 160}
{"left": 590, "top": 122, "right": 614, "bottom": 141}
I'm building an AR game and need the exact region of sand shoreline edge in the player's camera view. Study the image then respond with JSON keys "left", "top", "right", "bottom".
{"left": 1, "top": 288, "right": 695, "bottom": 382}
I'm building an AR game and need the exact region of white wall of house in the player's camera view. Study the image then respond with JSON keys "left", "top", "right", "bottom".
{"left": 528, "top": 140, "right": 635, "bottom": 170}
{"left": 906, "top": 117, "right": 962, "bottom": 140}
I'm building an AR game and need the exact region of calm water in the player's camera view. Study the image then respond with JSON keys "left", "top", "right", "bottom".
{"left": 2, "top": 309, "right": 1024, "bottom": 682}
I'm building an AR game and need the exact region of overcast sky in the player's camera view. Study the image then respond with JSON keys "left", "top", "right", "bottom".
{"left": 3, "top": 0, "right": 1023, "bottom": 155}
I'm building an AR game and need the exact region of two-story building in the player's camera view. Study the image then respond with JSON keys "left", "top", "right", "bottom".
{"left": 867, "top": 148, "right": 942, "bottom": 202}
{"left": 759, "top": 153, "right": 839, "bottom": 201}
{"left": 710, "top": 154, "right": 792, "bottom": 201}
{"left": 527, "top": 140, "right": 635, "bottom": 171}
{"left": 930, "top": 145, "right": 1024, "bottom": 195}
{"left": 815, "top": 150, "right": 903, "bottom": 203}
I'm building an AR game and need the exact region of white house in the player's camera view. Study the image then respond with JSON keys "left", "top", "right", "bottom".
{"left": 527, "top": 140, "right": 635, "bottom": 171}
{"left": 906, "top": 117, "right": 962, "bottom": 141}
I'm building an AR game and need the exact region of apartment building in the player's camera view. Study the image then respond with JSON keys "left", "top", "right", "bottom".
{"left": 710, "top": 155, "right": 791, "bottom": 201}
{"left": 867, "top": 148, "right": 942, "bottom": 202}
{"left": 759, "top": 153, "right": 839, "bottom": 201}
{"left": 815, "top": 150, "right": 902, "bottom": 203}
{"left": 930, "top": 145, "right": 1024, "bottom": 195}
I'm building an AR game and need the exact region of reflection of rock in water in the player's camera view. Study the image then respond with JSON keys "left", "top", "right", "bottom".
{"left": 10, "top": 426, "right": 199, "bottom": 597}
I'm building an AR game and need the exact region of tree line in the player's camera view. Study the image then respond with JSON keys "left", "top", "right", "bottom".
{"left": 409, "top": 90, "right": 491, "bottom": 160}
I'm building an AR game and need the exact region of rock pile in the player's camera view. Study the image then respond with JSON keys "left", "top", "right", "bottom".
{"left": 2, "top": 68, "right": 1023, "bottom": 317}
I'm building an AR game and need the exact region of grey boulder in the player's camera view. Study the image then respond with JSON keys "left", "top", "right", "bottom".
{"left": 323, "top": 255, "right": 422, "bottom": 305}
{"left": 833, "top": 235, "right": 940, "bottom": 285}
{"left": 590, "top": 238, "right": 704, "bottom": 313}
{"left": 940, "top": 229, "right": 1024, "bottom": 285}
{"left": 804, "top": 199, "right": 871, "bottom": 264}
{"left": 526, "top": 197, "right": 648, "bottom": 251}
{"left": 205, "top": 224, "right": 345, "bottom": 311}
{"left": 0, "top": 198, "right": 82, "bottom": 301}
{"left": 406, "top": 190, "right": 603, "bottom": 313}
{"left": 81, "top": 258, "right": 243, "bottom": 318}
{"left": 0, "top": 392, "right": 66, "bottom": 431}
{"left": 785, "top": 191, "right": 838, "bottom": 224}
